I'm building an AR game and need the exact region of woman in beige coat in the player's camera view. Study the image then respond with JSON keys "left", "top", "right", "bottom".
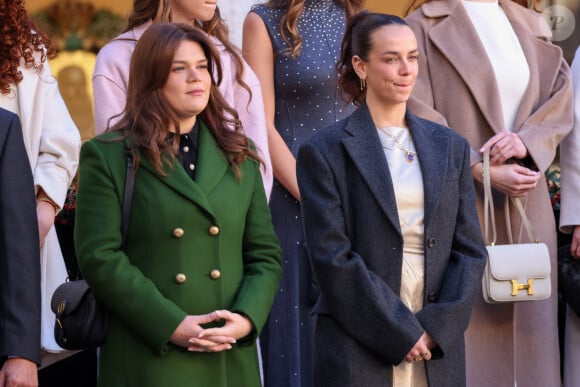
{"left": 406, "top": 0, "right": 573, "bottom": 385}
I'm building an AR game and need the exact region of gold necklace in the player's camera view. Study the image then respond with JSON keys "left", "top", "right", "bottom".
{"left": 377, "top": 127, "right": 416, "bottom": 163}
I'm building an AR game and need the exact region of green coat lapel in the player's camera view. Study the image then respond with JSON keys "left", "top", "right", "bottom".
{"left": 135, "top": 121, "right": 229, "bottom": 218}
{"left": 194, "top": 121, "right": 229, "bottom": 196}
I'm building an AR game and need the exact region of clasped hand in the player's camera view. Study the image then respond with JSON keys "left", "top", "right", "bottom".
{"left": 170, "top": 310, "right": 253, "bottom": 353}
{"left": 480, "top": 131, "right": 527, "bottom": 164}
{"left": 405, "top": 332, "right": 436, "bottom": 363}
{"left": 479, "top": 131, "right": 540, "bottom": 197}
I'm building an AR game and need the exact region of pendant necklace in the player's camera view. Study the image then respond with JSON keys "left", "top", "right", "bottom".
{"left": 377, "top": 127, "right": 416, "bottom": 163}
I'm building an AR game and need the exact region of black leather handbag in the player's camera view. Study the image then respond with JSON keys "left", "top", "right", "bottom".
{"left": 558, "top": 243, "right": 580, "bottom": 317}
{"left": 51, "top": 278, "right": 108, "bottom": 349}
{"left": 51, "top": 153, "right": 134, "bottom": 350}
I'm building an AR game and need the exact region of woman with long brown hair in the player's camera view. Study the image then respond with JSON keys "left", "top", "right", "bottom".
{"left": 76, "top": 22, "right": 282, "bottom": 387}
{"left": 92, "top": 0, "right": 273, "bottom": 197}
{"left": 406, "top": 0, "right": 573, "bottom": 385}
{"left": 242, "top": 1, "right": 363, "bottom": 385}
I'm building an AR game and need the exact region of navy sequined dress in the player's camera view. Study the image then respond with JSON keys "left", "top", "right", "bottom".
{"left": 250, "top": 1, "right": 353, "bottom": 386}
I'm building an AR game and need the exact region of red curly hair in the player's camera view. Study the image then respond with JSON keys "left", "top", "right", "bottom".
{"left": 0, "top": 0, "right": 56, "bottom": 95}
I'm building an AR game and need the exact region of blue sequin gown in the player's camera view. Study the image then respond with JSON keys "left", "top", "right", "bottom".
{"left": 250, "top": 1, "right": 353, "bottom": 386}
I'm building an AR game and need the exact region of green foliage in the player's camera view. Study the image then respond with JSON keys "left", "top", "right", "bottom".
{"left": 546, "top": 165, "right": 561, "bottom": 210}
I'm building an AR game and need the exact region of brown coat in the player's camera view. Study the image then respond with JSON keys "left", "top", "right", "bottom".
{"left": 407, "top": 1, "right": 574, "bottom": 386}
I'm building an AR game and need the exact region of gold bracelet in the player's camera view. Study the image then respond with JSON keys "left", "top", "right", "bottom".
{"left": 37, "top": 196, "right": 60, "bottom": 213}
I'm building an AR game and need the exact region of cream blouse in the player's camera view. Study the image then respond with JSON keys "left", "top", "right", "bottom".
{"left": 377, "top": 126, "right": 428, "bottom": 387}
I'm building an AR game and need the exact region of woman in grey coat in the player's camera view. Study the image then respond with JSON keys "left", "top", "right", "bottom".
{"left": 297, "top": 12, "right": 487, "bottom": 387}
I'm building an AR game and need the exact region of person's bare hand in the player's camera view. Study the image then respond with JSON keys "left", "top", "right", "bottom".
{"left": 197, "top": 310, "right": 253, "bottom": 343}
{"left": 480, "top": 131, "right": 527, "bottom": 164}
{"left": 405, "top": 332, "right": 436, "bottom": 363}
{"left": 36, "top": 201, "right": 56, "bottom": 247}
{"left": 489, "top": 164, "right": 540, "bottom": 197}
{"left": 170, "top": 313, "right": 235, "bottom": 353}
{"left": 0, "top": 357, "right": 38, "bottom": 387}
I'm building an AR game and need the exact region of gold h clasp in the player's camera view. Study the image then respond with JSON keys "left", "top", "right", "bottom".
{"left": 511, "top": 279, "right": 534, "bottom": 296}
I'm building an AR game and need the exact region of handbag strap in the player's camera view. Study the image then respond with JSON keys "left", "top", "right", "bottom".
{"left": 511, "top": 195, "right": 538, "bottom": 243}
{"left": 482, "top": 150, "right": 497, "bottom": 245}
{"left": 121, "top": 152, "right": 135, "bottom": 250}
{"left": 482, "top": 149, "right": 539, "bottom": 244}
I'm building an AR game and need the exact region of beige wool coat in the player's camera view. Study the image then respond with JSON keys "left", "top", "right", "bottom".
{"left": 407, "top": 1, "right": 574, "bottom": 386}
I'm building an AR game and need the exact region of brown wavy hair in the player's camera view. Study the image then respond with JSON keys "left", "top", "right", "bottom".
{"left": 111, "top": 22, "right": 259, "bottom": 179}
{"left": 337, "top": 11, "right": 409, "bottom": 106}
{"left": 404, "top": 0, "right": 540, "bottom": 16}
{"left": 0, "top": 0, "right": 56, "bottom": 95}
{"left": 264, "top": 0, "right": 365, "bottom": 58}
{"left": 124, "top": 0, "right": 251, "bottom": 102}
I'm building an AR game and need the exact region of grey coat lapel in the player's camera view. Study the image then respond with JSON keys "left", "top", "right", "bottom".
{"left": 133, "top": 122, "right": 226, "bottom": 218}
{"left": 406, "top": 114, "right": 447, "bottom": 232}
{"left": 342, "top": 104, "right": 402, "bottom": 235}
{"left": 341, "top": 104, "right": 448, "bottom": 236}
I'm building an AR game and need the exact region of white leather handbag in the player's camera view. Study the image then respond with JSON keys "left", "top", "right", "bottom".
{"left": 481, "top": 150, "right": 551, "bottom": 303}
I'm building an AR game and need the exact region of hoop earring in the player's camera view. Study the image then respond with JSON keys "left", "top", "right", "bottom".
{"left": 360, "top": 78, "right": 366, "bottom": 90}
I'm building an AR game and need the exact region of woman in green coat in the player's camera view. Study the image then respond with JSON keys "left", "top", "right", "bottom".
{"left": 75, "top": 22, "right": 282, "bottom": 387}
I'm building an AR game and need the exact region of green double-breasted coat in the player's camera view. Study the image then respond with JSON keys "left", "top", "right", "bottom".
{"left": 75, "top": 123, "right": 282, "bottom": 387}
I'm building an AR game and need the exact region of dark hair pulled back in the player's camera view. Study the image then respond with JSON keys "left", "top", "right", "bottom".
{"left": 337, "top": 11, "right": 408, "bottom": 106}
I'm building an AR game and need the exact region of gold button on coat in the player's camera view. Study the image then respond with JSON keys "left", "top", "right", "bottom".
{"left": 175, "top": 273, "right": 187, "bottom": 284}
{"left": 173, "top": 228, "right": 184, "bottom": 238}
{"left": 209, "top": 269, "right": 221, "bottom": 280}
{"left": 208, "top": 226, "right": 220, "bottom": 236}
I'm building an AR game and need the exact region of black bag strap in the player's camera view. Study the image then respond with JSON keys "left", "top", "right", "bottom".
{"left": 121, "top": 152, "right": 135, "bottom": 250}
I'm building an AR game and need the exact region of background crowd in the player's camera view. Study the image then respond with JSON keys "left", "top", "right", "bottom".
{"left": 1, "top": 0, "right": 579, "bottom": 386}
